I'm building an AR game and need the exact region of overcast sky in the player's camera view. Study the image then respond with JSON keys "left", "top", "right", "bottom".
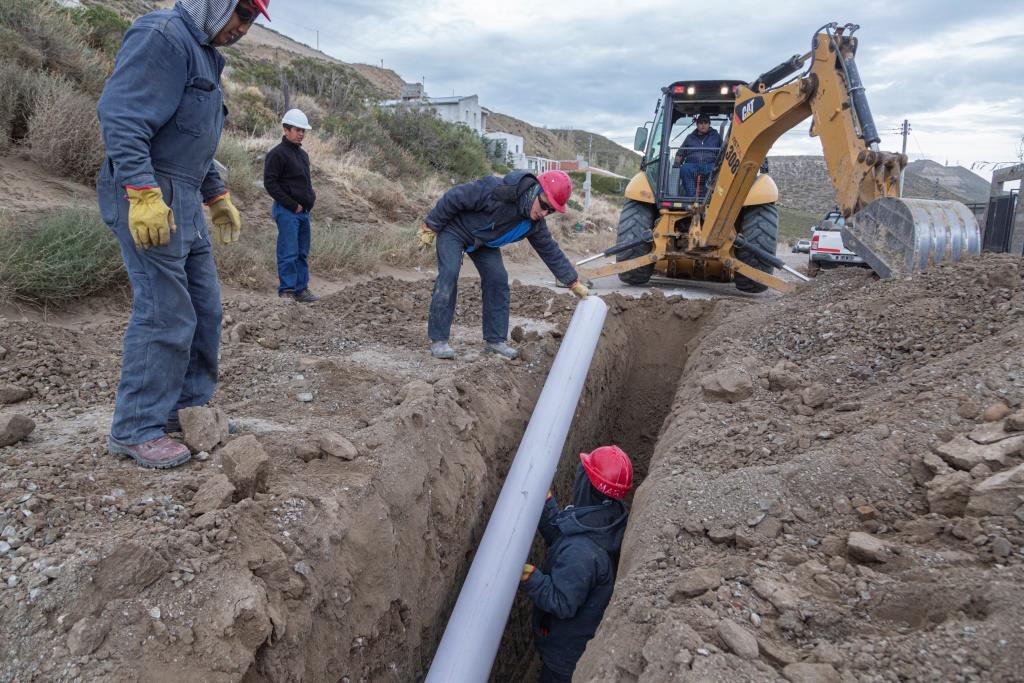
{"left": 257, "top": 0, "right": 1022, "bottom": 179}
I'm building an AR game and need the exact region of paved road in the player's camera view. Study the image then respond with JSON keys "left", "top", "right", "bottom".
{"left": 509, "top": 246, "right": 813, "bottom": 301}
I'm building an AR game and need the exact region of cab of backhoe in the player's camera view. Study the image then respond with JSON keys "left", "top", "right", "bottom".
{"left": 634, "top": 80, "right": 747, "bottom": 207}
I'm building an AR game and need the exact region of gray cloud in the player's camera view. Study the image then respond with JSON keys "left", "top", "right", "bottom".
{"left": 259, "top": 0, "right": 1023, "bottom": 170}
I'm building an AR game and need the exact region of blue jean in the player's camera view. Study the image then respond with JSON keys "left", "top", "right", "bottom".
{"left": 273, "top": 201, "right": 311, "bottom": 294}
{"left": 428, "top": 230, "right": 509, "bottom": 343}
{"left": 539, "top": 664, "right": 572, "bottom": 683}
{"left": 101, "top": 174, "right": 222, "bottom": 445}
{"left": 680, "top": 162, "right": 715, "bottom": 199}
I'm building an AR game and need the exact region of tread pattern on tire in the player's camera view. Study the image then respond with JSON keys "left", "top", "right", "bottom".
{"left": 734, "top": 203, "right": 779, "bottom": 293}
{"left": 616, "top": 199, "right": 656, "bottom": 285}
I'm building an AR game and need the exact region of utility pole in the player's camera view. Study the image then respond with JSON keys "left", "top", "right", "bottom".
{"left": 898, "top": 119, "right": 910, "bottom": 197}
{"left": 584, "top": 134, "right": 593, "bottom": 211}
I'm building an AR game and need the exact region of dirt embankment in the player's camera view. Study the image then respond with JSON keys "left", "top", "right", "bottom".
{"left": 578, "top": 255, "right": 1024, "bottom": 682}
{"left": 0, "top": 276, "right": 710, "bottom": 682}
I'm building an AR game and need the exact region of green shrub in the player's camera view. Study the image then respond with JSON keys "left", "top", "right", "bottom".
{"left": 26, "top": 75, "right": 105, "bottom": 184}
{"left": 567, "top": 171, "right": 627, "bottom": 196}
{"left": 375, "top": 107, "right": 490, "bottom": 181}
{"left": 71, "top": 5, "right": 129, "bottom": 59}
{"left": 0, "top": 208, "right": 124, "bottom": 305}
{"left": 225, "top": 87, "right": 279, "bottom": 135}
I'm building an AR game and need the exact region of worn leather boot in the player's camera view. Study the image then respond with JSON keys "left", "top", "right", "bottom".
{"left": 108, "top": 435, "right": 191, "bottom": 469}
{"left": 431, "top": 341, "right": 456, "bottom": 360}
{"left": 484, "top": 341, "right": 519, "bottom": 360}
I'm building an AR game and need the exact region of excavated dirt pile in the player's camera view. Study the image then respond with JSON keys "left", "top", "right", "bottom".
{"left": 0, "top": 276, "right": 706, "bottom": 683}
{"left": 578, "top": 254, "right": 1024, "bottom": 683}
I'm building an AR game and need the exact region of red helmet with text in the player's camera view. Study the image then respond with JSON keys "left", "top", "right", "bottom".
{"left": 580, "top": 445, "right": 633, "bottom": 500}
{"left": 537, "top": 170, "right": 572, "bottom": 213}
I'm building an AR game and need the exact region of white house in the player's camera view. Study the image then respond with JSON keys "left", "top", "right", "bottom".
{"left": 483, "top": 132, "right": 527, "bottom": 169}
{"left": 380, "top": 88, "right": 488, "bottom": 136}
{"left": 426, "top": 95, "right": 486, "bottom": 135}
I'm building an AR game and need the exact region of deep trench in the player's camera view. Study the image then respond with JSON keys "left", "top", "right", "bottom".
{"left": 481, "top": 299, "right": 712, "bottom": 682}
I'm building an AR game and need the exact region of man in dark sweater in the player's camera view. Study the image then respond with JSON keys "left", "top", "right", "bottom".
{"left": 419, "top": 170, "right": 588, "bottom": 360}
{"left": 264, "top": 108, "right": 318, "bottom": 302}
{"left": 674, "top": 113, "right": 722, "bottom": 199}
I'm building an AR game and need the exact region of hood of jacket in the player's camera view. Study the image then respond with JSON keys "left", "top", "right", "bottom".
{"left": 176, "top": 0, "right": 237, "bottom": 44}
{"left": 552, "top": 464, "right": 629, "bottom": 554}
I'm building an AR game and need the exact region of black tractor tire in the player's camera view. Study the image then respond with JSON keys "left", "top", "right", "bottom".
{"left": 734, "top": 203, "right": 779, "bottom": 293}
{"left": 615, "top": 199, "right": 656, "bottom": 285}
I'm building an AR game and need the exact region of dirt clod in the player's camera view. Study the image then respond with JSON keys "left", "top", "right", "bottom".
{"left": 219, "top": 434, "right": 271, "bottom": 498}
{"left": 0, "top": 413, "right": 35, "bottom": 446}
{"left": 179, "top": 405, "right": 230, "bottom": 453}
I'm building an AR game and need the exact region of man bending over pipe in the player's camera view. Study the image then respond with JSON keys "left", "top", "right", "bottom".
{"left": 520, "top": 446, "right": 633, "bottom": 683}
{"left": 418, "top": 170, "right": 589, "bottom": 361}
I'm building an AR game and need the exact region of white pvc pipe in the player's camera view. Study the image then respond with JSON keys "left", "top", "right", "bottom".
{"left": 426, "top": 295, "right": 609, "bottom": 683}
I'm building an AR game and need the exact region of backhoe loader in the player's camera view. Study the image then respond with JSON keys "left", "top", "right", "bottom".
{"left": 578, "top": 22, "right": 980, "bottom": 293}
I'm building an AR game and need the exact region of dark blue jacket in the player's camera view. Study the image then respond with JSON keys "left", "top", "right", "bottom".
{"left": 424, "top": 171, "right": 578, "bottom": 285}
{"left": 677, "top": 128, "right": 723, "bottom": 166}
{"left": 523, "top": 465, "right": 629, "bottom": 678}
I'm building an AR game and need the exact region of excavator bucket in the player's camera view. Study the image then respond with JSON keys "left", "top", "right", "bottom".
{"left": 841, "top": 197, "right": 981, "bottom": 280}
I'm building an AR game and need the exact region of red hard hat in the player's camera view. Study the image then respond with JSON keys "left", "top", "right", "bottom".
{"left": 537, "top": 170, "right": 572, "bottom": 213}
{"left": 580, "top": 446, "right": 633, "bottom": 500}
{"left": 250, "top": 0, "right": 271, "bottom": 21}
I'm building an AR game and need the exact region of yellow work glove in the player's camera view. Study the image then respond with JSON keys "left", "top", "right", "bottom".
{"left": 418, "top": 223, "right": 437, "bottom": 249}
{"left": 521, "top": 563, "right": 536, "bottom": 583}
{"left": 126, "top": 186, "right": 175, "bottom": 249}
{"left": 207, "top": 192, "right": 242, "bottom": 245}
{"left": 569, "top": 281, "right": 589, "bottom": 299}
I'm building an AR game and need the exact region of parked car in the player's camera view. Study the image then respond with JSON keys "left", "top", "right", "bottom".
{"left": 791, "top": 239, "right": 811, "bottom": 254}
{"left": 808, "top": 209, "right": 867, "bottom": 276}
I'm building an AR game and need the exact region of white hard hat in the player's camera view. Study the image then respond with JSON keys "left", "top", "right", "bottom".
{"left": 281, "top": 109, "right": 311, "bottom": 130}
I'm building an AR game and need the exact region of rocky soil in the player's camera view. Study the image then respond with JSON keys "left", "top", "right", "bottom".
{"left": 578, "top": 255, "right": 1024, "bottom": 682}
{"left": 3, "top": 254, "right": 1022, "bottom": 683}
{"left": 0, "top": 274, "right": 698, "bottom": 683}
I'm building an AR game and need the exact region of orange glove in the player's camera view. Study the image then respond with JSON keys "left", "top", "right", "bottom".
{"left": 521, "top": 563, "right": 536, "bottom": 582}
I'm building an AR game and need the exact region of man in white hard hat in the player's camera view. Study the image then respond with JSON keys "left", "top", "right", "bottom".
{"left": 264, "top": 109, "right": 319, "bottom": 302}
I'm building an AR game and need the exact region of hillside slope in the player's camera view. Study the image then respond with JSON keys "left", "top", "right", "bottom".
{"left": 768, "top": 155, "right": 989, "bottom": 217}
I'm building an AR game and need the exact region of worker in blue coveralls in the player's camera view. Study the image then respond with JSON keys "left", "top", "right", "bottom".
{"left": 520, "top": 446, "right": 634, "bottom": 683}
{"left": 418, "top": 170, "right": 589, "bottom": 361}
{"left": 96, "top": 0, "right": 269, "bottom": 469}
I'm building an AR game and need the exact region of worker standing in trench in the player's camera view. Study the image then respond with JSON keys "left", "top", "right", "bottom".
{"left": 418, "top": 170, "right": 589, "bottom": 361}
{"left": 95, "top": 0, "right": 269, "bottom": 468}
{"left": 520, "top": 446, "right": 633, "bottom": 683}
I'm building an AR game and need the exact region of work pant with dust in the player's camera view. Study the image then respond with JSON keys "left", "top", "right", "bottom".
{"left": 428, "top": 229, "right": 509, "bottom": 343}
{"left": 100, "top": 173, "right": 222, "bottom": 445}
{"left": 680, "top": 162, "right": 715, "bottom": 199}
{"left": 273, "top": 201, "right": 312, "bottom": 294}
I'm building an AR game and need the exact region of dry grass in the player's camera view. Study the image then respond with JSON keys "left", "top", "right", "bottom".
{"left": 216, "top": 133, "right": 262, "bottom": 201}
{"left": 26, "top": 75, "right": 104, "bottom": 184}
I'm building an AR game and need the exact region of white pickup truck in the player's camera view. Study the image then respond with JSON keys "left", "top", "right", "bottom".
{"left": 807, "top": 209, "right": 867, "bottom": 277}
